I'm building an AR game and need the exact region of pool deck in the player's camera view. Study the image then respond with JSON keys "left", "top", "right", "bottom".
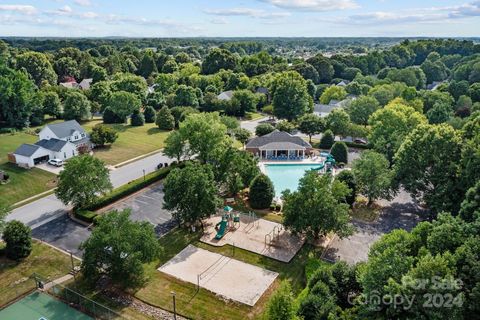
{"left": 259, "top": 157, "right": 326, "bottom": 174}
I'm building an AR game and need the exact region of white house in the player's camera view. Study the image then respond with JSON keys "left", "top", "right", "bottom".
{"left": 12, "top": 120, "right": 92, "bottom": 168}
{"left": 217, "top": 90, "right": 234, "bottom": 101}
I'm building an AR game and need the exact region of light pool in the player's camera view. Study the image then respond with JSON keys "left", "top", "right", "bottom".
{"left": 264, "top": 163, "right": 323, "bottom": 197}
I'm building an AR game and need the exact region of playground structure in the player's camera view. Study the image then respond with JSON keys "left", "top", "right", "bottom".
{"left": 158, "top": 245, "right": 278, "bottom": 306}
{"left": 214, "top": 206, "right": 241, "bottom": 240}
{"left": 202, "top": 213, "right": 304, "bottom": 263}
{"left": 313, "top": 152, "right": 336, "bottom": 173}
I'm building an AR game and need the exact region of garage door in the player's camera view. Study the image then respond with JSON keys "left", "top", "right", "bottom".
{"left": 34, "top": 155, "right": 49, "bottom": 165}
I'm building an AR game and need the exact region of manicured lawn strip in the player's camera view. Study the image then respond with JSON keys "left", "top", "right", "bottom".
{"left": 0, "top": 241, "right": 74, "bottom": 307}
{"left": 0, "top": 163, "right": 56, "bottom": 207}
{"left": 134, "top": 228, "right": 322, "bottom": 320}
{"left": 82, "top": 120, "right": 170, "bottom": 165}
{"left": 244, "top": 112, "right": 264, "bottom": 120}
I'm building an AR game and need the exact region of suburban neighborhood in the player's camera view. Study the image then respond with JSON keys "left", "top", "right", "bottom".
{"left": 0, "top": 2, "right": 480, "bottom": 320}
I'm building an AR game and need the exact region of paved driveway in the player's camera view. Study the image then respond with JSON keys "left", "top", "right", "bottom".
{"left": 323, "top": 189, "right": 425, "bottom": 264}
{"left": 32, "top": 215, "right": 91, "bottom": 257}
{"left": 36, "top": 163, "right": 64, "bottom": 175}
{"left": 102, "top": 183, "right": 175, "bottom": 237}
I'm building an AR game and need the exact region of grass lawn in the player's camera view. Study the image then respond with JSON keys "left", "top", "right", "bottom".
{"left": 82, "top": 119, "right": 170, "bottom": 165}
{"left": 244, "top": 112, "right": 265, "bottom": 121}
{"left": 0, "top": 241, "right": 75, "bottom": 307}
{"left": 134, "top": 228, "right": 322, "bottom": 320}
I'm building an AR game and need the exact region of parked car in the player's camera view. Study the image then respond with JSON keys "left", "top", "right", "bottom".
{"left": 353, "top": 138, "right": 368, "bottom": 145}
{"left": 48, "top": 159, "right": 64, "bottom": 167}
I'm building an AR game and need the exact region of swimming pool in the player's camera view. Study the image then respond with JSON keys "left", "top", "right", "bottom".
{"left": 264, "top": 163, "right": 324, "bottom": 197}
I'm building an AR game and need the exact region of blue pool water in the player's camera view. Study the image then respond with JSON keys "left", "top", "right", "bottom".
{"left": 264, "top": 163, "right": 323, "bottom": 197}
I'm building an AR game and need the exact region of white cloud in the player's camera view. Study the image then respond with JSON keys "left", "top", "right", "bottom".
{"left": 210, "top": 17, "right": 228, "bottom": 24}
{"left": 204, "top": 7, "right": 290, "bottom": 19}
{"left": 0, "top": 4, "right": 37, "bottom": 15}
{"left": 259, "top": 0, "right": 359, "bottom": 11}
{"left": 74, "top": 0, "right": 92, "bottom": 6}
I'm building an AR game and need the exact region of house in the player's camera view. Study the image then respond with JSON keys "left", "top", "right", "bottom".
{"left": 217, "top": 90, "right": 234, "bottom": 101}
{"left": 78, "top": 78, "right": 93, "bottom": 90}
{"left": 12, "top": 120, "right": 91, "bottom": 168}
{"left": 246, "top": 130, "right": 312, "bottom": 160}
{"left": 59, "top": 78, "right": 93, "bottom": 90}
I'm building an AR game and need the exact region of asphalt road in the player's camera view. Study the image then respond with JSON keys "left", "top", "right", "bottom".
{"left": 7, "top": 151, "right": 174, "bottom": 229}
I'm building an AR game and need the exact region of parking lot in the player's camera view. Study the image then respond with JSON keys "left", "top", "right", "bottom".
{"left": 101, "top": 182, "right": 176, "bottom": 237}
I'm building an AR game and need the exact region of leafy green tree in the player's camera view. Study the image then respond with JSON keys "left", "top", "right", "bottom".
{"left": 63, "top": 91, "right": 91, "bottom": 121}
{"left": 283, "top": 172, "right": 352, "bottom": 239}
{"left": 421, "top": 90, "right": 454, "bottom": 113}
{"left": 265, "top": 281, "right": 297, "bottom": 320}
{"left": 227, "top": 89, "right": 257, "bottom": 117}
{"left": 178, "top": 112, "right": 228, "bottom": 163}
{"left": 90, "top": 124, "right": 118, "bottom": 147}
{"left": 16, "top": 51, "right": 57, "bottom": 86}
{"left": 155, "top": 106, "right": 175, "bottom": 130}
{"left": 56, "top": 155, "right": 112, "bottom": 209}
{"left": 368, "top": 101, "right": 427, "bottom": 162}
{"left": 292, "top": 62, "right": 320, "bottom": 84}
{"left": 330, "top": 142, "right": 348, "bottom": 164}
{"left": 394, "top": 124, "right": 463, "bottom": 213}
{"left": 346, "top": 95, "right": 380, "bottom": 126}
{"left": 163, "top": 131, "right": 188, "bottom": 162}
{"left": 220, "top": 115, "right": 240, "bottom": 132}
{"left": 80, "top": 209, "right": 160, "bottom": 288}
{"left": 272, "top": 71, "right": 313, "bottom": 121}
{"left": 40, "top": 91, "right": 62, "bottom": 118}
{"left": 163, "top": 163, "right": 220, "bottom": 226}
{"left": 2, "top": 220, "right": 32, "bottom": 261}
{"left": 352, "top": 151, "right": 392, "bottom": 206}
{"left": 107, "top": 91, "right": 141, "bottom": 123}
{"left": 89, "top": 81, "right": 112, "bottom": 110}
{"left": 102, "top": 107, "right": 123, "bottom": 124}
{"left": 111, "top": 73, "right": 147, "bottom": 101}
{"left": 0, "top": 65, "right": 36, "bottom": 128}
{"left": 426, "top": 101, "right": 453, "bottom": 124}
{"left": 137, "top": 50, "right": 158, "bottom": 78}
{"left": 202, "top": 48, "right": 238, "bottom": 74}
{"left": 298, "top": 114, "right": 324, "bottom": 143}
{"left": 319, "top": 129, "right": 335, "bottom": 149}
{"left": 335, "top": 170, "right": 357, "bottom": 207}
{"left": 420, "top": 59, "right": 448, "bottom": 84}
{"left": 448, "top": 80, "right": 470, "bottom": 101}
{"left": 173, "top": 85, "right": 199, "bottom": 108}
{"left": 320, "top": 86, "right": 347, "bottom": 104}
{"left": 469, "top": 83, "right": 480, "bottom": 102}
{"left": 276, "top": 120, "right": 295, "bottom": 133}
{"left": 255, "top": 123, "right": 276, "bottom": 136}
{"left": 233, "top": 128, "right": 251, "bottom": 145}
{"left": 249, "top": 174, "right": 275, "bottom": 209}
{"left": 306, "top": 55, "right": 334, "bottom": 83}
{"left": 54, "top": 57, "right": 80, "bottom": 81}
{"left": 143, "top": 105, "right": 156, "bottom": 123}
{"left": 130, "top": 109, "right": 145, "bottom": 126}
{"left": 325, "top": 109, "right": 350, "bottom": 138}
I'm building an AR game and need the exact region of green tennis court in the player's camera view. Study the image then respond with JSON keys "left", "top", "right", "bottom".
{"left": 0, "top": 291, "right": 93, "bottom": 320}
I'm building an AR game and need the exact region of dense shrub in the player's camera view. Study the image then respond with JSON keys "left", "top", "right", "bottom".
{"left": 131, "top": 109, "right": 145, "bottom": 126}
{"left": 143, "top": 105, "right": 156, "bottom": 123}
{"left": 255, "top": 123, "right": 275, "bottom": 136}
{"left": 90, "top": 124, "right": 118, "bottom": 147}
{"left": 319, "top": 129, "right": 335, "bottom": 149}
{"left": 249, "top": 174, "right": 275, "bottom": 209}
{"left": 156, "top": 106, "right": 175, "bottom": 130}
{"left": 330, "top": 141, "right": 348, "bottom": 164}
{"left": 336, "top": 170, "right": 357, "bottom": 206}
{"left": 103, "top": 107, "right": 123, "bottom": 124}
{"left": 2, "top": 220, "right": 32, "bottom": 260}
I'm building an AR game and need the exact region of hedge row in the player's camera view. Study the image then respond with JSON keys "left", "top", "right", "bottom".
{"left": 74, "top": 162, "right": 184, "bottom": 223}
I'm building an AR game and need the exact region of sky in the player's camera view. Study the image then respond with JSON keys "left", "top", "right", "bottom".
{"left": 0, "top": 0, "right": 479, "bottom": 37}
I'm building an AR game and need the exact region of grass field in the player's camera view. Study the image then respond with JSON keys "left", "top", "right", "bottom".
{"left": 82, "top": 120, "right": 170, "bottom": 165}
{"left": 0, "top": 241, "right": 75, "bottom": 307}
{"left": 0, "top": 130, "right": 57, "bottom": 207}
{"left": 134, "top": 228, "right": 322, "bottom": 320}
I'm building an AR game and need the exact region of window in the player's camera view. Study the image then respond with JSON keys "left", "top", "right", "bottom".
{"left": 72, "top": 150, "right": 75, "bottom": 156}
{"left": 64, "top": 152, "right": 66, "bottom": 159}
{"left": 81, "top": 133, "right": 85, "bottom": 138}
{"left": 75, "top": 135, "right": 78, "bottom": 140}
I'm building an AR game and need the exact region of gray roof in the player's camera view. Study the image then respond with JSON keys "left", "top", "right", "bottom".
{"left": 256, "top": 87, "right": 269, "bottom": 94}
{"left": 71, "top": 136, "right": 91, "bottom": 146}
{"left": 45, "top": 120, "right": 86, "bottom": 139}
{"left": 246, "top": 130, "right": 311, "bottom": 149}
{"left": 217, "top": 90, "right": 234, "bottom": 101}
{"left": 35, "top": 138, "right": 68, "bottom": 152}
{"left": 13, "top": 144, "right": 41, "bottom": 157}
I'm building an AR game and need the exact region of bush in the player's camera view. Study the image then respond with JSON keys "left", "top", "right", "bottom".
{"left": 0, "top": 128, "right": 16, "bottom": 134}
{"left": 336, "top": 170, "right": 357, "bottom": 207}
{"left": 330, "top": 141, "right": 348, "bottom": 164}
{"left": 2, "top": 220, "right": 32, "bottom": 260}
{"left": 255, "top": 123, "right": 275, "bottom": 136}
{"left": 103, "top": 107, "right": 123, "bottom": 124}
{"left": 156, "top": 106, "right": 175, "bottom": 130}
{"left": 74, "top": 210, "right": 98, "bottom": 223}
{"left": 265, "top": 281, "right": 296, "bottom": 320}
{"left": 319, "top": 129, "right": 335, "bottom": 149}
{"left": 90, "top": 124, "right": 118, "bottom": 147}
{"left": 276, "top": 120, "right": 295, "bottom": 133}
{"left": 249, "top": 174, "right": 275, "bottom": 209}
{"left": 131, "top": 109, "right": 145, "bottom": 126}
{"left": 262, "top": 105, "right": 274, "bottom": 114}
{"left": 144, "top": 105, "right": 156, "bottom": 123}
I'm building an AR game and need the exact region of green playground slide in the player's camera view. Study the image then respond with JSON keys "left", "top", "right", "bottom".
{"left": 215, "top": 220, "right": 227, "bottom": 239}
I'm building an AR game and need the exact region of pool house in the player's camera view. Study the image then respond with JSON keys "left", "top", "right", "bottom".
{"left": 246, "top": 130, "right": 313, "bottom": 160}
